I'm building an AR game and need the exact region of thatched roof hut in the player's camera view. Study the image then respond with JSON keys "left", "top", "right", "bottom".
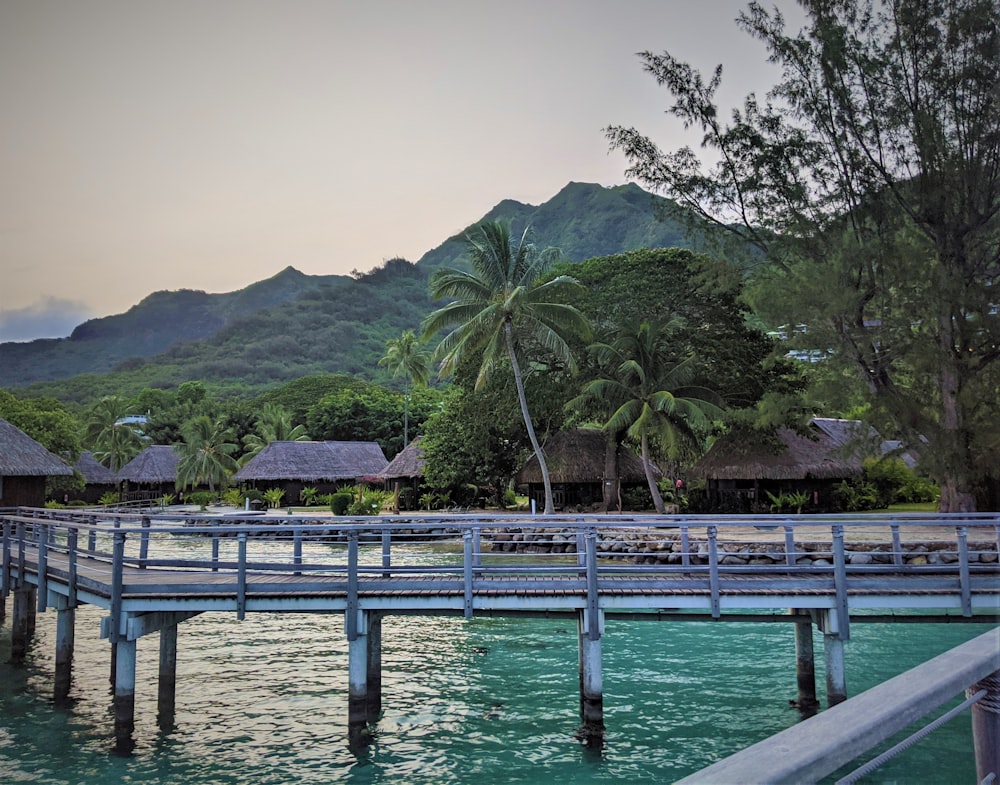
{"left": 116, "top": 445, "right": 180, "bottom": 485}
{"left": 0, "top": 417, "right": 73, "bottom": 507}
{"left": 515, "top": 428, "right": 658, "bottom": 511}
{"left": 75, "top": 451, "right": 118, "bottom": 484}
{"left": 516, "top": 428, "right": 653, "bottom": 485}
{"left": 694, "top": 417, "right": 877, "bottom": 511}
{"left": 695, "top": 419, "right": 872, "bottom": 482}
{"left": 376, "top": 437, "right": 426, "bottom": 480}
{"left": 235, "top": 441, "right": 388, "bottom": 483}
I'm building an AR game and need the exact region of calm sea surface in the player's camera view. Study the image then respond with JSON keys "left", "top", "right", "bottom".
{"left": 0, "top": 534, "right": 991, "bottom": 784}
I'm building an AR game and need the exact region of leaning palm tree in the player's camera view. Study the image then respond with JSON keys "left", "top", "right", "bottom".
{"left": 83, "top": 395, "right": 144, "bottom": 472}
{"left": 379, "top": 329, "right": 431, "bottom": 447}
{"left": 240, "top": 403, "right": 309, "bottom": 465}
{"left": 572, "top": 321, "right": 724, "bottom": 513}
{"left": 176, "top": 415, "right": 241, "bottom": 493}
{"left": 422, "top": 220, "right": 590, "bottom": 514}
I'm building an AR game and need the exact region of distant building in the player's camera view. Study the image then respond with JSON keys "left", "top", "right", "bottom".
{"left": 73, "top": 451, "right": 118, "bottom": 504}
{"left": 234, "top": 440, "right": 389, "bottom": 503}
{"left": 116, "top": 444, "right": 180, "bottom": 500}
{"left": 0, "top": 417, "right": 74, "bottom": 507}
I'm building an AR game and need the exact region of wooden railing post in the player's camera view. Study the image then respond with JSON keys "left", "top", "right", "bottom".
{"left": 346, "top": 531, "right": 359, "bottom": 641}
{"left": 956, "top": 525, "right": 972, "bottom": 617}
{"left": 67, "top": 528, "right": 78, "bottom": 608}
{"left": 139, "top": 516, "right": 150, "bottom": 569}
{"left": 832, "top": 524, "right": 850, "bottom": 640}
{"left": 293, "top": 529, "right": 303, "bottom": 576}
{"left": 381, "top": 528, "right": 391, "bottom": 578}
{"left": 236, "top": 532, "right": 247, "bottom": 621}
{"left": 707, "top": 525, "right": 720, "bottom": 619}
{"left": 109, "top": 531, "right": 125, "bottom": 644}
{"left": 463, "top": 529, "right": 474, "bottom": 618}
{"left": 36, "top": 523, "right": 49, "bottom": 612}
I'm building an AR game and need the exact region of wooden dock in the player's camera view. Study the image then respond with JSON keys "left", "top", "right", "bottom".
{"left": 3, "top": 508, "right": 999, "bottom": 771}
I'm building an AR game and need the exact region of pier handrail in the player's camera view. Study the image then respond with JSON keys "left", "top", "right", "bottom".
{"left": 675, "top": 627, "right": 1000, "bottom": 785}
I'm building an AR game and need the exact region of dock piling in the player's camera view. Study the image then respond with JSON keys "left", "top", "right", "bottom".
{"left": 793, "top": 609, "right": 818, "bottom": 714}
{"left": 113, "top": 638, "right": 137, "bottom": 754}
{"left": 969, "top": 671, "right": 1000, "bottom": 783}
{"left": 157, "top": 623, "right": 179, "bottom": 730}
{"left": 54, "top": 603, "right": 75, "bottom": 703}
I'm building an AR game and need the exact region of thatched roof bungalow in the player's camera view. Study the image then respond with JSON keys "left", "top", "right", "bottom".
{"left": 374, "top": 437, "right": 426, "bottom": 511}
{"left": 116, "top": 445, "right": 180, "bottom": 500}
{"left": 694, "top": 417, "right": 877, "bottom": 512}
{"left": 73, "top": 451, "right": 119, "bottom": 503}
{"left": 0, "top": 417, "right": 73, "bottom": 507}
{"left": 234, "top": 440, "right": 389, "bottom": 503}
{"left": 515, "top": 428, "right": 659, "bottom": 512}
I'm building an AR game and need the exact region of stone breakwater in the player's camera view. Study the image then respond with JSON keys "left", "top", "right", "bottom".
{"left": 485, "top": 527, "right": 1000, "bottom": 566}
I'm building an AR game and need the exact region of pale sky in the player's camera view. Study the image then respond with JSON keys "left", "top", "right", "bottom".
{"left": 0, "top": 0, "right": 797, "bottom": 342}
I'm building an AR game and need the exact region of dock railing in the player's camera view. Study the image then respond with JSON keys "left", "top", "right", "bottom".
{"left": 675, "top": 626, "right": 1000, "bottom": 785}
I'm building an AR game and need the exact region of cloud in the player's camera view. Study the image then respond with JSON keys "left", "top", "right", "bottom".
{"left": 0, "top": 298, "right": 94, "bottom": 343}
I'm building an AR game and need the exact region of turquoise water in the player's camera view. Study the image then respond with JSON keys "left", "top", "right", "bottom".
{"left": 0, "top": 602, "right": 989, "bottom": 784}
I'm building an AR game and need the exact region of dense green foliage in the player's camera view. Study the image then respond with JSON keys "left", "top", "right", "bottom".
{"left": 607, "top": 0, "right": 1000, "bottom": 509}
{"left": 422, "top": 221, "right": 590, "bottom": 514}
{"left": 4, "top": 183, "right": 730, "bottom": 404}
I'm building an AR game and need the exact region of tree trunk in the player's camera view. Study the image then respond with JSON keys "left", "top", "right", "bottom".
{"left": 937, "top": 325, "right": 977, "bottom": 512}
{"left": 641, "top": 435, "right": 665, "bottom": 513}
{"left": 603, "top": 431, "right": 622, "bottom": 513}
{"left": 403, "top": 384, "right": 410, "bottom": 448}
{"left": 505, "top": 324, "right": 554, "bottom": 514}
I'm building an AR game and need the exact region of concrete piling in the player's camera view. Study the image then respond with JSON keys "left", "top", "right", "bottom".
{"left": 113, "top": 638, "right": 137, "bottom": 754}
{"left": 577, "top": 609, "right": 604, "bottom": 744}
{"left": 969, "top": 671, "right": 1000, "bottom": 783}
{"left": 54, "top": 605, "right": 75, "bottom": 703}
{"left": 157, "top": 624, "right": 179, "bottom": 730}
{"left": 793, "top": 611, "right": 818, "bottom": 715}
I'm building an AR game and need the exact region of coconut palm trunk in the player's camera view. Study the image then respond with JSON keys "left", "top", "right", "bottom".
{"left": 640, "top": 433, "right": 666, "bottom": 514}
{"left": 504, "top": 322, "right": 554, "bottom": 514}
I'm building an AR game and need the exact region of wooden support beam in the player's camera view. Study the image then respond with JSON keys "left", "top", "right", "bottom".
{"left": 969, "top": 670, "right": 1000, "bottom": 783}
{"left": 10, "top": 587, "right": 32, "bottom": 663}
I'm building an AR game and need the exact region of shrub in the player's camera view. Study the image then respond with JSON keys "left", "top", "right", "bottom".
{"left": 398, "top": 487, "right": 415, "bottom": 511}
{"left": 188, "top": 491, "right": 215, "bottom": 510}
{"left": 262, "top": 488, "right": 286, "bottom": 509}
{"left": 98, "top": 491, "right": 119, "bottom": 506}
{"left": 348, "top": 487, "right": 391, "bottom": 515}
{"left": 300, "top": 486, "right": 319, "bottom": 506}
{"left": 330, "top": 492, "right": 353, "bottom": 515}
{"left": 222, "top": 488, "right": 244, "bottom": 507}
{"left": 159, "top": 493, "right": 176, "bottom": 507}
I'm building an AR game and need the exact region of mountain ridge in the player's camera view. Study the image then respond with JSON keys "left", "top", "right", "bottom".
{"left": 1, "top": 182, "right": 734, "bottom": 399}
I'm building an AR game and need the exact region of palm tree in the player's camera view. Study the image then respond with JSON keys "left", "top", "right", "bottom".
{"left": 176, "top": 415, "right": 241, "bottom": 492}
{"left": 240, "top": 403, "right": 309, "bottom": 465}
{"left": 83, "top": 395, "right": 144, "bottom": 472}
{"left": 379, "top": 329, "right": 431, "bottom": 447}
{"left": 572, "top": 321, "right": 724, "bottom": 513}
{"left": 422, "top": 220, "right": 590, "bottom": 514}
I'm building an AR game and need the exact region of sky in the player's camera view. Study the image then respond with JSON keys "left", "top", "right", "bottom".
{"left": 0, "top": 0, "right": 799, "bottom": 343}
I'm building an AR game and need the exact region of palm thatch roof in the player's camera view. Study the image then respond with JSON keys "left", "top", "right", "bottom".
{"left": 75, "top": 451, "right": 118, "bottom": 484}
{"left": 516, "top": 428, "right": 656, "bottom": 484}
{"left": 116, "top": 444, "right": 179, "bottom": 484}
{"left": 376, "top": 437, "right": 426, "bottom": 480}
{"left": 0, "top": 418, "right": 73, "bottom": 476}
{"left": 234, "top": 441, "right": 388, "bottom": 482}
{"left": 695, "top": 418, "right": 873, "bottom": 481}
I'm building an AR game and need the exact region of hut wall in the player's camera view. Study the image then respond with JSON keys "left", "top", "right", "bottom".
{"left": 0, "top": 475, "right": 47, "bottom": 507}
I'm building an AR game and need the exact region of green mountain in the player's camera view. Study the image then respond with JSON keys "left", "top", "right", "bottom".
{"left": 3, "top": 182, "right": 732, "bottom": 403}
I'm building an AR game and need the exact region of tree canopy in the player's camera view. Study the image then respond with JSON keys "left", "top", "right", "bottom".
{"left": 422, "top": 221, "right": 590, "bottom": 514}
{"left": 607, "top": 0, "right": 1000, "bottom": 510}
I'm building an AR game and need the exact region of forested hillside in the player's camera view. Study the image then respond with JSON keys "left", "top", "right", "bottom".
{"left": 4, "top": 182, "right": 729, "bottom": 404}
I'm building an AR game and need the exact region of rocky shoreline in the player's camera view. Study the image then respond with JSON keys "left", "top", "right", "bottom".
{"left": 485, "top": 527, "right": 1000, "bottom": 566}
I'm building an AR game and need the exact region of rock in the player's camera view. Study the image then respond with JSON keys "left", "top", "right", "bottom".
{"left": 848, "top": 552, "right": 874, "bottom": 565}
